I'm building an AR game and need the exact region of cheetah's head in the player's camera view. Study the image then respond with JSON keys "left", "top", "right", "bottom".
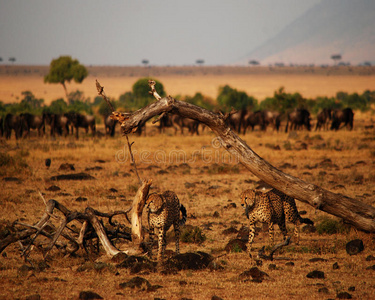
{"left": 240, "top": 189, "right": 257, "bottom": 209}
{"left": 146, "top": 193, "right": 164, "bottom": 213}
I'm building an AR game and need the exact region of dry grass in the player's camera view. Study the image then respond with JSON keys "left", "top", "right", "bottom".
{"left": 1, "top": 65, "right": 375, "bottom": 104}
{"left": 1, "top": 115, "right": 375, "bottom": 299}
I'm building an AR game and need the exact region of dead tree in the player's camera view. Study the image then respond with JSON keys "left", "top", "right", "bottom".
{"left": 0, "top": 180, "right": 152, "bottom": 258}
{"left": 109, "top": 80, "right": 375, "bottom": 233}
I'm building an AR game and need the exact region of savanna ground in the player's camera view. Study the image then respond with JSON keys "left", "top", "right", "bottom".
{"left": 1, "top": 66, "right": 375, "bottom": 299}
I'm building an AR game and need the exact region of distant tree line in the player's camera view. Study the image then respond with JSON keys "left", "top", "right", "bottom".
{"left": 1, "top": 78, "right": 375, "bottom": 125}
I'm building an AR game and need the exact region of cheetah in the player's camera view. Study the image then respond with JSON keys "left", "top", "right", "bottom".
{"left": 240, "top": 188, "right": 313, "bottom": 253}
{"left": 146, "top": 190, "right": 187, "bottom": 262}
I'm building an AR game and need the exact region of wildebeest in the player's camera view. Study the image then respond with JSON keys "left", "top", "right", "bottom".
{"left": 263, "top": 110, "right": 281, "bottom": 132}
{"left": 285, "top": 109, "right": 311, "bottom": 132}
{"left": 4, "top": 114, "right": 23, "bottom": 139}
{"left": 104, "top": 115, "right": 117, "bottom": 137}
{"left": 330, "top": 108, "right": 354, "bottom": 131}
{"left": 158, "top": 113, "right": 179, "bottom": 134}
{"left": 65, "top": 112, "right": 96, "bottom": 139}
{"left": 242, "top": 110, "right": 265, "bottom": 133}
{"left": 173, "top": 115, "right": 200, "bottom": 135}
{"left": 158, "top": 114, "right": 199, "bottom": 135}
{"left": 20, "top": 113, "right": 45, "bottom": 137}
{"left": 43, "top": 113, "right": 71, "bottom": 137}
{"left": 227, "top": 110, "right": 245, "bottom": 133}
{"left": 315, "top": 108, "right": 332, "bottom": 131}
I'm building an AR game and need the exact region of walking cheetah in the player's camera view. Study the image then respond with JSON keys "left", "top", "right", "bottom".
{"left": 146, "top": 190, "right": 187, "bottom": 262}
{"left": 240, "top": 188, "right": 313, "bottom": 253}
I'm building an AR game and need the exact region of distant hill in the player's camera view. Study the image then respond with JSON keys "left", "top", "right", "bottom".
{"left": 241, "top": 0, "right": 375, "bottom": 66}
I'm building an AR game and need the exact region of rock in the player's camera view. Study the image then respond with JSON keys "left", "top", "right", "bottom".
{"left": 239, "top": 267, "right": 270, "bottom": 283}
{"left": 50, "top": 172, "right": 95, "bottom": 181}
{"left": 119, "top": 276, "right": 162, "bottom": 292}
{"left": 212, "top": 211, "right": 220, "bottom": 218}
{"left": 333, "top": 262, "right": 340, "bottom": 270}
{"left": 306, "top": 270, "right": 325, "bottom": 279}
{"left": 58, "top": 163, "right": 75, "bottom": 171}
{"left": 224, "top": 239, "right": 247, "bottom": 253}
{"left": 318, "top": 287, "right": 329, "bottom": 294}
{"left": 309, "top": 258, "right": 328, "bottom": 263}
{"left": 75, "top": 196, "right": 88, "bottom": 202}
{"left": 116, "top": 255, "right": 151, "bottom": 269}
{"left": 366, "top": 255, "right": 375, "bottom": 261}
{"left": 222, "top": 227, "right": 238, "bottom": 235}
{"left": 337, "top": 292, "right": 352, "bottom": 299}
{"left": 45, "top": 158, "right": 51, "bottom": 168}
{"left": 211, "top": 296, "right": 224, "bottom": 300}
{"left": 285, "top": 262, "right": 295, "bottom": 267}
{"left": 366, "top": 265, "right": 375, "bottom": 270}
{"left": 348, "top": 286, "right": 355, "bottom": 292}
{"left": 164, "top": 252, "right": 213, "bottom": 271}
{"left": 46, "top": 185, "right": 61, "bottom": 191}
{"left": 3, "top": 177, "right": 22, "bottom": 183}
{"left": 346, "top": 239, "right": 364, "bottom": 255}
{"left": 78, "top": 291, "right": 103, "bottom": 300}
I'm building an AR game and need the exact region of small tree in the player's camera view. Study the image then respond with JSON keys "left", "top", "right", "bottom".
{"left": 331, "top": 54, "right": 342, "bottom": 66}
{"left": 44, "top": 56, "right": 88, "bottom": 100}
{"left": 196, "top": 59, "right": 205, "bottom": 66}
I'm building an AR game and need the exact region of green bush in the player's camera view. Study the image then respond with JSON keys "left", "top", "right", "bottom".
{"left": 316, "top": 217, "right": 351, "bottom": 235}
{"left": 180, "top": 226, "right": 206, "bottom": 244}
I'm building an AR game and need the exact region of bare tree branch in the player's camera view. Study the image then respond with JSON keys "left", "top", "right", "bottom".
{"left": 108, "top": 81, "right": 375, "bottom": 232}
{"left": 96, "top": 79, "right": 142, "bottom": 186}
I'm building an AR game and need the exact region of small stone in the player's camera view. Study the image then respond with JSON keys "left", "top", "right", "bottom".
{"left": 78, "top": 291, "right": 103, "bottom": 300}
{"left": 318, "top": 287, "right": 329, "bottom": 294}
{"left": 337, "top": 291, "right": 352, "bottom": 299}
{"left": 346, "top": 239, "right": 364, "bottom": 255}
{"left": 333, "top": 262, "right": 340, "bottom": 270}
{"left": 306, "top": 270, "right": 325, "bottom": 279}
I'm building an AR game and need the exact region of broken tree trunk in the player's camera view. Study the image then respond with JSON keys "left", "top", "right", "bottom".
{"left": 109, "top": 80, "right": 375, "bottom": 232}
{"left": 131, "top": 179, "right": 152, "bottom": 245}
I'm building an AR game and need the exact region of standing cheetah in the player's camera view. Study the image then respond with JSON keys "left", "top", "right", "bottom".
{"left": 146, "top": 190, "right": 187, "bottom": 262}
{"left": 240, "top": 189, "right": 288, "bottom": 253}
{"left": 240, "top": 188, "right": 313, "bottom": 253}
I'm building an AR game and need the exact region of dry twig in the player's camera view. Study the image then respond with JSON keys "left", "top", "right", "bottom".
{"left": 95, "top": 79, "right": 142, "bottom": 186}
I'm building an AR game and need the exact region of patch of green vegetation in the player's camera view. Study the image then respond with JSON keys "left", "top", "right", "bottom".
{"left": 315, "top": 216, "right": 351, "bottom": 235}
{"left": 231, "top": 243, "right": 243, "bottom": 253}
{"left": 181, "top": 226, "right": 206, "bottom": 244}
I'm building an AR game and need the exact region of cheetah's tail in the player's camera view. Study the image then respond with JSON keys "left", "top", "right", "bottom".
{"left": 300, "top": 217, "right": 314, "bottom": 225}
{"left": 179, "top": 204, "right": 187, "bottom": 226}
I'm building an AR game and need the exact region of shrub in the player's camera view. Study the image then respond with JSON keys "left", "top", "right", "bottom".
{"left": 316, "top": 217, "right": 351, "bottom": 235}
{"left": 181, "top": 226, "right": 206, "bottom": 244}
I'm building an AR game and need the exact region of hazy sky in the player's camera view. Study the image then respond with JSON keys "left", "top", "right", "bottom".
{"left": 0, "top": 0, "right": 321, "bottom": 66}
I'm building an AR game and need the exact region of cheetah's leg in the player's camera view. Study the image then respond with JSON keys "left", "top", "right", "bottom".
{"left": 157, "top": 228, "right": 166, "bottom": 262}
{"left": 293, "top": 220, "right": 301, "bottom": 245}
{"left": 268, "top": 222, "right": 275, "bottom": 245}
{"left": 247, "top": 221, "right": 256, "bottom": 254}
{"left": 278, "top": 220, "right": 288, "bottom": 242}
{"left": 148, "top": 227, "right": 155, "bottom": 258}
{"left": 174, "top": 223, "right": 181, "bottom": 255}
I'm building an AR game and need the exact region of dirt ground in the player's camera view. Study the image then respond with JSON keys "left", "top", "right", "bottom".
{"left": 1, "top": 66, "right": 375, "bottom": 299}
{"left": 1, "top": 115, "right": 375, "bottom": 299}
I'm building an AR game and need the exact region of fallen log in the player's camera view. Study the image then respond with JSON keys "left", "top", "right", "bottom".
{"left": 108, "top": 80, "right": 375, "bottom": 232}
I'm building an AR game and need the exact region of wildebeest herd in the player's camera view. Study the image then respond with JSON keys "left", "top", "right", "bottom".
{"left": 0, "top": 112, "right": 96, "bottom": 140}
{"left": 0, "top": 107, "right": 354, "bottom": 139}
